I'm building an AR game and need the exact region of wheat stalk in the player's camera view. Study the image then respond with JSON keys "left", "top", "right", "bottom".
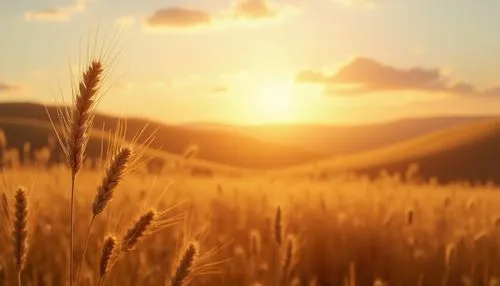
{"left": 121, "top": 210, "right": 156, "bottom": 252}
{"left": 76, "top": 146, "right": 132, "bottom": 286}
{"left": 171, "top": 241, "right": 199, "bottom": 286}
{"left": 50, "top": 58, "right": 104, "bottom": 286}
{"left": 274, "top": 206, "right": 282, "bottom": 247}
{"left": 11, "top": 188, "right": 28, "bottom": 286}
{"left": 98, "top": 235, "right": 117, "bottom": 285}
{"left": 281, "top": 236, "right": 296, "bottom": 286}
{"left": 77, "top": 119, "right": 155, "bottom": 286}
{"left": 93, "top": 146, "right": 132, "bottom": 216}
{"left": 68, "top": 60, "right": 103, "bottom": 176}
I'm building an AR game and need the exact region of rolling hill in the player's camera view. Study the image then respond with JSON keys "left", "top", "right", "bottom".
{"left": 0, "top": 116, "right": 252, "bottom": 175}
{"left": 0, "top": 102, "right": 323, "bottom": 169}
{"left": 3, "top": 102, "right": 500, "bottom": 182}
{"left": 284, "top": 118, "right": 500, "bottom": 183}
{"left": 186, "top": 116, "right": 495, "bottom": 156}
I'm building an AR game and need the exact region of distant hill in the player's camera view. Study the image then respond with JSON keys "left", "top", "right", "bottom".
{"left": 0, "top": 116, "right": 249, "bottom": 175}
{"left": 284, "top": 119, "right": 500, "bottom": 184}
{"left": 186, "top": 116, "right": 496, "bottom": 156}
{"left": 3, "top": 102, "right": 500, "bottom": 179}
{"left": 0, "top": 102, "right": 323, "bottom": 169}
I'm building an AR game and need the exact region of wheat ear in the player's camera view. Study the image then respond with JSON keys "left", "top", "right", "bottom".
{"left": 171, "top": 242, "right": 199, "bottom": 286}
{"left": 11, "top": 188, "right": 28, "bottom": 286}
{"left": 98, "top": 235, "right": 117, "bottom": 285}
{"left": 93, "top": 146, "right": 132, "bottom": 216}
{"left": 121, "top": 210, "right": 156, "bottom": 252}
{"left": 274, "top": 206, "right": 282, "bottom": 247}
{"left": 68, "top": 60, "right": 102, "bottom": 175}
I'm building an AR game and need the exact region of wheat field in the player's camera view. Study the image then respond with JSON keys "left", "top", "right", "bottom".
{"left": 2, "top": 166, "right": 500, "bottom": 286}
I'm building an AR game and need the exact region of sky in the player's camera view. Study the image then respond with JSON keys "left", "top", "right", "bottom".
{"left": 2, "top": 0, "right": 500, "bottom": 125}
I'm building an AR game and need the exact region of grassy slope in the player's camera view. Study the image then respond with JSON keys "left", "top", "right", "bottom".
{"left": 283, "top": 118, "right": 500, "bottom": 183}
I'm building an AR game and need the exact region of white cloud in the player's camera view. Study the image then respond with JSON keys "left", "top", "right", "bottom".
{"left": 24, "top": 0, "right": 88, "bottom": 22}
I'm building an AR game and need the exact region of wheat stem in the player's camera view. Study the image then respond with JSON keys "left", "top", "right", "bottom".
{"left": 70, "top": 174, "right": 76, "bottom": 286}
{"left": 76, "top": 216, "right": 96, "bottom": 286}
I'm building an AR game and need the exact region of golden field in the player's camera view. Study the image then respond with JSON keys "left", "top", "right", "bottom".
{"left": 3, "top": 1, "right": 500, "bottom": 285}
{"left": 2, "top": 167, "right": 500, "bottom": 286}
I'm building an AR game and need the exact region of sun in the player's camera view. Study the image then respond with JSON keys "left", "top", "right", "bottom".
{"left": 252, "top": 82, "right": 294, "bottom": 123}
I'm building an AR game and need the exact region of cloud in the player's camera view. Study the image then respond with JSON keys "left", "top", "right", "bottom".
{"left": 24, "top": 0, "right": 87, "bottom": 22}
{"left": 296, "top": 57, "right": 500, "bottom": 97}
{"left": 0, "top": 81, "right": 23, "bottom": 93}
{"left": 211, "top": 86, "right": 229, "bottom": 93}
{"left": 145, "top": 7, "right": 211, "bottom": 28}
{"left": 232, "top": 0, "right": 279, "bottom": 19}
{"left": 143, "top": 0, "right": 295, "bottom": 32}
{"left": 481, "top": 86, "right": 500, "bottom": 97}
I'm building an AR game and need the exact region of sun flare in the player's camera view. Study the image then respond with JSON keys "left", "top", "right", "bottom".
{"left": 252, "top": 81, "right": 294, "bottom": 123}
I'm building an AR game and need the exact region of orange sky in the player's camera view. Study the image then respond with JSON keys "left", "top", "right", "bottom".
{"left": 2, "top": 0, "right": 500, "bottom": 125}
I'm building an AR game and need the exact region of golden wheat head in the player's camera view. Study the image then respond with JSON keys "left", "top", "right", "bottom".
{"left": 92, "top": 146, "right": 132, "bottom": 216}
{"left": 171, "top": 241, "right": 199, "bottom": 286}
{"left": 99, "top": 235, "right": 117, "bottom": 278}
{"left": 69, "top": 60, "right": 103, "bottom": 175}
{"left": 11, "top": 187, "right": 28, "bottom": 273}
{"left": 121, "top": 210, "right": 156, "bottom": 252}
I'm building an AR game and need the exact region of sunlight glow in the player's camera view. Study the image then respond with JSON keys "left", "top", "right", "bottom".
{"left": 252, "top": 81, "right": 294, "bottom": 123}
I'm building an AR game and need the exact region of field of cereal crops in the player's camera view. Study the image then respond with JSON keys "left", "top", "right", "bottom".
{"left": 2, "top": 167, "right": 500, "bottom": 286}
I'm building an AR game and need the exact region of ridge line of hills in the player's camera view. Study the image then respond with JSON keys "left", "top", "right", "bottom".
{"left": 1, "top": 101, "right": 500, "bottom": 182}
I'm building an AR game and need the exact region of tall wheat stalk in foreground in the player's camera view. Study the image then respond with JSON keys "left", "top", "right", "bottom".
{"left": 47, "top": 30, "right": 121, "bottom": 284}
{"left": 68, "top": 60, "right": 102, "bottom": 286}
{"left": 48, "top": 54, "right": 108, "bottom": 285}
